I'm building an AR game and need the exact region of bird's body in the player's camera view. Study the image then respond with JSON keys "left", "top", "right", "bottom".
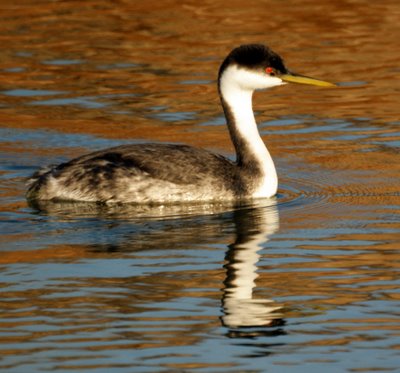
{"left": 28, "top": 144, "right": 238, "bottom": 203}
{"left": 27, "top": 44, "right": 334, "bottom": 205}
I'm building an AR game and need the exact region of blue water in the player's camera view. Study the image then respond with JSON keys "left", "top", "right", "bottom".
{"left": 1, "top": 123, "right": 399, "bottom": 372}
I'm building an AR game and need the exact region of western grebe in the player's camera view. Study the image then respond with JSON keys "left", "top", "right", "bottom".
{"left": 26, "top": 44, "right": 335, "bottom": 204}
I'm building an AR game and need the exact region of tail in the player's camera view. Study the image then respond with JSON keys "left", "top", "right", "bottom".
{"left": 26, "top": 165, "right": 55, "bottom": 200}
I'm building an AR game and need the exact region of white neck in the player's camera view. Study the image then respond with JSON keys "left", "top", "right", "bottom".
{"left": 219, "top": 66, "right": 278, "bottom": 198}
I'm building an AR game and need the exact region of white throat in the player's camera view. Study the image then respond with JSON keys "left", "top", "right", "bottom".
{"left": 219, "top": 65, "right": 279, "bottom": 198}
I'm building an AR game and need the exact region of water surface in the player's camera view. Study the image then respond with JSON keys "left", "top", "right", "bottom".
{"left": 1, "top": 1, "right": 399, "bottom": 372}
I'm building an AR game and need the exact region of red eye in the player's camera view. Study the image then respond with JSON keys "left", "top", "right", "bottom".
{"left": 265, "top": 67, "right": 274, "bottom": 74}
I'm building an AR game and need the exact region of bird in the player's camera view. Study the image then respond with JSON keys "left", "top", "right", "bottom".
{"left": 26, "top": 44, "right": 335, "bottom": 205}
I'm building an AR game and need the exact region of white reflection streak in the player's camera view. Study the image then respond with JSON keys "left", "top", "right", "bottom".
{"left": 222, "top": 202, "right": 281, "bottom": 328}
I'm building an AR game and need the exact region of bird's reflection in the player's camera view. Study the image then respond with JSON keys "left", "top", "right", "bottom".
{"left": 28, "top": 199, "right": 240, "bottom": 221}
{"left": 29, "top": 198, "right": 285, "bottom": 334}
{"left": 222, "top": 201, "right": 284, "bottom": 331}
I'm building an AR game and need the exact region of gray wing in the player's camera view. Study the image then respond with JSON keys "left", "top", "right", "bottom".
{"left": 58, "top": 143, "right": 235, "bottom": 183}
{"left": 27, "top": 143, "right": 237, "bottom": 201}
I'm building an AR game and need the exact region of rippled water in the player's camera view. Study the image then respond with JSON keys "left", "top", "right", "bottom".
{"left": 1, "top": 1, "right": 399, "bottom": 372}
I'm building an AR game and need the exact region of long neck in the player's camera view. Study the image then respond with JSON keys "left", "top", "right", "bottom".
{"left": 219, "top": 74, "right": 278, "bottom": 197}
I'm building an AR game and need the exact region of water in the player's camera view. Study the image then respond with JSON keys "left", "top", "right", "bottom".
{"left": 1, "top": 1, "right": 399, "bottom": 372}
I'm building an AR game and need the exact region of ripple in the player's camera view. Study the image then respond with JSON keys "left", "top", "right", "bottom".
{"left": 1, "top": 88, "right": 66, "bottom": 97}
{"left": 42, "top": 59, "right": 84, "bottom": 66}
{"left": 276, "top": 166, "right": 399, "bottom": 213}
{"left": 277, "top": 169, "right": 335, "bottom": 212}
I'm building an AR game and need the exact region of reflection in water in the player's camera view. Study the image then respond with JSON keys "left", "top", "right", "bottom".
{"left": 222, "top": 202, "right": 284, "bottom": 330}
{"left": 29, "top": 198, "right": 285, "bottom": 331}
{"left": 29, "top": 198, "right": 285, "bottom": 332}
{"left": 28, "top": 198, "right": 241, "bottom": 221}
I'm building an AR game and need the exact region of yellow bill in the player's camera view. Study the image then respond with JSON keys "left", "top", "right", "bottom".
{"left": 280, "top": 73, "right": 336, "bottom": 87}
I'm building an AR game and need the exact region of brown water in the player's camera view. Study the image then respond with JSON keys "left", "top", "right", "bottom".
{"left": 1, "top": 1, "right": 399, "bottom": 372}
